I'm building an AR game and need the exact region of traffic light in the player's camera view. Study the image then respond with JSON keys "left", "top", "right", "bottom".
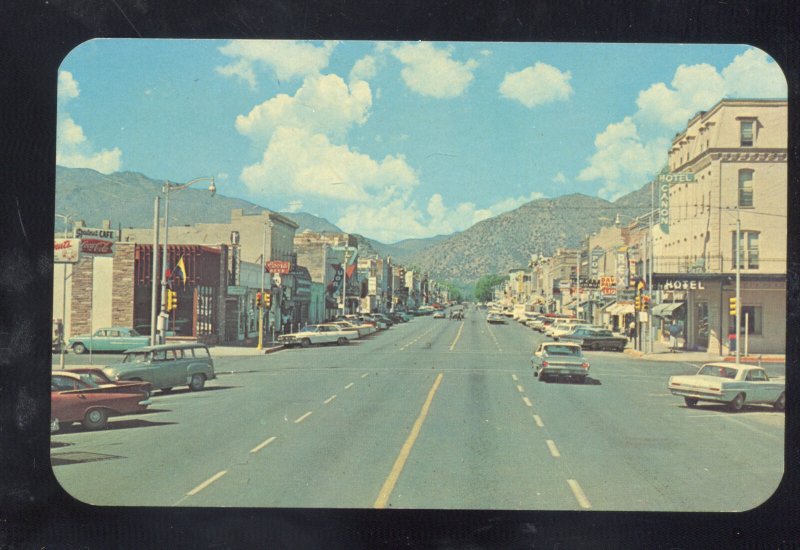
{"left": 263, "top": 291, "right": 271, "bottom": 308}
{"left": 729, "top": 296, "right": 737, "bottom": 316}
{"left": 166, "top": 289, "right": 177, "bottom": 311}
{"left": 256, "top": 291, "right": 262, "bottom": 308}
{"left": 635, "top": 294, "right": 642, "bottom": 311}
{"left": 642, "top": 295, "right": 650, "bottom": 311}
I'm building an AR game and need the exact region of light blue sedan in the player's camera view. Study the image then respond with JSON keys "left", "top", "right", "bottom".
{"left": 67, "top": 327, "right": 150, "bottom": 354}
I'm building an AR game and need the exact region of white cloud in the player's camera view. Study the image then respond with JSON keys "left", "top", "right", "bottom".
{"left": 579, "top": 47, "right": 786, "bottom": 200}
{"left": 285, "top": 200, "right": 304, "bottom": 213}
{"left": 216, "top": 40, "right": 337, "bottom": 86}
{"left": 553, "top": 172, "right": 567, "bottom": 184}
{"left": 58, "top": 71, "right": 79, "bottom": 101}
{"left": 235, "top": 74, "right": 372, "bottom": 143}
{"left": 350, "top": 55, "right": 377, "bottom": 83}
{"left": 392, "top": 42, "right": 478, "bottom": 98}
{"left": 240, "top": 127, "right": 419, "bottom": 204}
{"left": 499, "top": 62, "right": 573, "bottom": 108}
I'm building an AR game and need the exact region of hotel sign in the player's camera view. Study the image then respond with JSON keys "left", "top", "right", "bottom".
{"left": 658, "top": 173, "right": 695, "bottom": 234}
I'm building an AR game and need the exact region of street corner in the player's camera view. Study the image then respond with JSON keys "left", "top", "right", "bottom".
{"left": 624, "top": 348, "right": 644, "bottom": 358}
{"left": 264, "top": 345, "right": 285, "bottom": 354}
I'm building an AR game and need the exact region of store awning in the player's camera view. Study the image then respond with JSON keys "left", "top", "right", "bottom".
{"left": 652, "top": 302, "right": 685, "bottom": 318}
{"left": 605, "top": 302, "right": 634, "bottom": 315}
{"left": 602, "top": 301, "right": 618, "bottom": 312}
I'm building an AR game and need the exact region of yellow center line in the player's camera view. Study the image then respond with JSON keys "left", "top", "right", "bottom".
{"left": 186, "top": 470, "right": 227, "bottom": 496}
{"left": 250, "top": 436, "right": 277, "bottom": 454}
{"left": 533, "top": 414, "right": 544, "bottom": 427}
{"left": 523, "top": 397, "right": 533, "bottom": 407}
{"left": 567, "top": 479, "right": 592, "bottom": 509}
{"left": 361, "top": 373, "right": 369, "bottom": 378}
{"left": 512, "top": 374, "right": 518, "bottom": 381}
{"left": 374, "top": 372, "right": 443, "bottom": 509}
{"left": 546, "top": 439, "right": 561, "bottom": 457}
{"left": 516, "top": 384, "right": 525, "bottom": 393}
{"left": 294, "top": 411, "right": 313, "bottom": 424}
{"left": 324, "top": 395, "right": 337, "bottom": 404}
{"left": 345, "top": 382, "right": 354, "bottom": 389}
{"left": 449, "top": 321, "right": 464, "bottom": 351}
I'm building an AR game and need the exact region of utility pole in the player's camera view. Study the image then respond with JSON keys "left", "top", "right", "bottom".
{"left": 257, "top": 223, "right": 266, "bottom": 350}
{"left": 150, "top": 196, "right": 160, "bottom": 346}
{"left": 341, "top": 246, "right": 350, "bottom": 317}
{"left": 735, "top": 212, "right": 741, "bottom": 365}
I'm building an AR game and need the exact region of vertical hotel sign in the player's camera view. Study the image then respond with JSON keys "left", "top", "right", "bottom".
{"left": 658, "top": 172, "right": 695, "bottom": 233}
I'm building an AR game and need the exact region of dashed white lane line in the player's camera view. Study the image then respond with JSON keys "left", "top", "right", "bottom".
{"left": 361, "top": 372, "right": 369, "bottom": 378}
{"left": 324, "top": 395, "right": 337, "bottom": 404}
{"left": 187, "top": 470, "right": 227, "bottom": 496}
{"left": 567, "top": 479, "right": 592, "bottom": 509}
{"left": 516, "top": 384, "right": 525, "bottom": 393}
{"left": 533, "top": 414, "right": 544, "bottom": 427}
{"left": 345, "top": 382, "right": 354, "bottom": 389}
{"left": 294, "top": 411, "right": 313, "bottom": 424}
{"left": 523, "top": 397, "right": 533, "bottom": 407}
{"left": 512, "top": 374, "right": 518, "bottom": 381}
{"left": 250, "top": 436, "right": 277, "bottom": 454}
{"left": 546, "top": 440, "right": 561, "bottom": 457}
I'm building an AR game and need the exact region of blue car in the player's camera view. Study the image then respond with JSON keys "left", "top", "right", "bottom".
{"left": 67, "top": 327, "right": 150, "bottom": 354}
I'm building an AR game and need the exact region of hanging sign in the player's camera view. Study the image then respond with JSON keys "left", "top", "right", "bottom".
{"left": 54, "top": 238, "right": 81, "bottom": 263}
{"left": 265, "top": 260, "right": 291, "bottom": 274}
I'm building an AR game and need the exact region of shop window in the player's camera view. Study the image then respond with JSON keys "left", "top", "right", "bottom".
{"left": 729, "top": 305, "right": 762, "bottom": 335}
{"left": 738, "top": 169, "right": 754, "bottom": 207}
{"left": 731, "top": 231, "right": 759, "bottom": 269}
{"left": 740, "top": 120, "right": 754, "bottom": 146}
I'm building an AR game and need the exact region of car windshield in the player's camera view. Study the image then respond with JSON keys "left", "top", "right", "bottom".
{"left": 78, "top": 374, "right": 101, "bottom": 388}
{"left": 698, "top": 365, "right": 738, "bottom": 379}
{"left": 123, "top": 351, "right": 150, "bottom": 363}
{"left": 299, "top": 326, "right": 317, "bottom": 333}
{"left": 545, "top": 345, "right": 582, "bottom": 356}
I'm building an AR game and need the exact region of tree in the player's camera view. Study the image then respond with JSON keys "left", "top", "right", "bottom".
{"left": 473, "top": 274, "right": 506, "bottom": 303}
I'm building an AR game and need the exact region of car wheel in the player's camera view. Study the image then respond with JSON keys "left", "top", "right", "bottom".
{"left": 337, "top": 337, "right": 348, "bottom": 346}
{"left": 189, "top": 373, "right": 206, "bottom": 391}
{"left": 72, "top": 343, "right": 86, "bottom": 354}
{"left": 728, "top": 393, "right": 745, "bottom": 412}
{"left": 773, "top": 392, "right": 786, "bottom": 411}
{"left": 82, "top": 408, "right": 108, "bottom": 430}
{"left": 301, "top": 338, "right": 311, "bottom": 348}
{"left": 684, "top": 397, "right": 698, "bottom": 408}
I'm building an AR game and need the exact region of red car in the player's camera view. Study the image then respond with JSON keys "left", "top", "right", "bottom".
{"left": 66, "top": 367, "right": 152, "bottom": 399}
{"left": 51, "top": 371, "right": 152, "bottom": 432}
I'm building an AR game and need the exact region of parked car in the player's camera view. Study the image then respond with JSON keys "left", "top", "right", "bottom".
{"left": 67, "top": 327, "right": 150, "bottom": 354}
{"left": 101, "top": 342, "right": 216, "bottom": 392}
{"left": 486, "top": 313, "right": 507, "bottom": 324}
{"left": 279, "top": 324, "right": 359, "bottom": 348}
{"left": 433, "top": 311, "right": 446, "bottom": 319}
{"left": 559, "top": 327, "right": 628, "bottom": 351}
{"left": 66, "top": 366, "right": 153, "bottom": 399}
{"left": 51, "top": 371, "right": 152, "bottom": 431}
{"left": 667, "top": 363, "right": 785, "bottom": 412}
{"left": 331, "top": 320, "right": 376, "bottom": 337}
{"left": 545, "top": 319, "right": 587, "bottom": 338}
{"left": 532, "top": 342, "right": 590, "bottom": 383}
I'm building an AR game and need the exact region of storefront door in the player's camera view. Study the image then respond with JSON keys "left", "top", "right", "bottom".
{"left": 695, "top": 301, "right": 709, "bottom": 349}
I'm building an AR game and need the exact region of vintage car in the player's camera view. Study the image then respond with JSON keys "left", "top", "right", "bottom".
{"left": 545, "top": 319, "right": 587, "bottom": 338}
{"left": 51, "top": 371, "right": 152, "bottom": 431}
{"left": 532, "top": 342, "right": 591, "bottom": 383}
{"left": 67, "top": 366, "right": 153, "bottom": 399}
{"left": 331, "top": 320, "right": 376, "bottom": 337}
{"left": 67, "top": 327, "right": 150, "bottom": 354}
{"left": 667, "top": 363, "right": 785, "bottom": 412}
{"left": 486, "top": 313, "right": 507, "bottom": 324}
{"left": 278, "top": 324, "right": 359, "bottom": 348}
{"left": 433, "top": 311, "right": 446, "bottom": 319}
{"left": 101, "top": 342, "right": 216, "bottom": 392}
{"left": 559, "top": 327, "right": 628, "bottom": 351}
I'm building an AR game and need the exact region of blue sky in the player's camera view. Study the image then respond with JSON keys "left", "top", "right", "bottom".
{"left": 57, "top": 40, "right": 786, "bottom": 243}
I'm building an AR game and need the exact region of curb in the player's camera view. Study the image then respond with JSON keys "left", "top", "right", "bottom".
{"left": 722, "top": 355, "right": 785, "bottom": 364}
{"left": 264, "top": 346, "right": 285, "bottom": 354}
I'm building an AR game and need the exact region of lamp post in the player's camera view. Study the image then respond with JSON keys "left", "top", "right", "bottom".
{"left": 257, "top": 220, "right": 274, "bottom": 350}
{"left": 55, "top": 213, "right": 74, "bottom": 369}
{"left": 157, "top": 176, "right": 216, "bottom": 344}
{"left": 341, "top": 246, "right": 351, "bottom": 317}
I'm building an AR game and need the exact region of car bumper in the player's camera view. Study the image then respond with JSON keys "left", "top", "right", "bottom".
{"left": 540, "top": 367, "right": 588, "bottom": 377}
{"left": 668, "top": 387, "right": 730, "bottom": 402}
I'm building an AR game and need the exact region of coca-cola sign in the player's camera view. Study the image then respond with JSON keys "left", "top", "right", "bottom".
{"left": 80, "top": 238, "right": 114, "bottom": 256}
{"left": 54, "top": 238, "right": 81, "bottom": 263}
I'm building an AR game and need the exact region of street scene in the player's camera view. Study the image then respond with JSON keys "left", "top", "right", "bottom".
{"left": 50, "top": 40, "right": 787, "bottom": 512}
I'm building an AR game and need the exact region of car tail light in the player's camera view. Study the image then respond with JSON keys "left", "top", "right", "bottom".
{"left": 581, "top": 362, "right": 589, "bottom": 369}
{"left": 541, "top": 361, "right": 548, "bottom": 367}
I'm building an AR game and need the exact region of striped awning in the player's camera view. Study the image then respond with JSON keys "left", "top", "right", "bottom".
{"left": 652, "top": 302, "right": 684, "bottom": 317}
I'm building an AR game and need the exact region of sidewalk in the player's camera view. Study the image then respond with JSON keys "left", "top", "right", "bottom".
{"left": 624, "top": 338, "right": 785, "bottom": 364}
{"left": 209, "top": 343, "right": 285, "bottom": 357}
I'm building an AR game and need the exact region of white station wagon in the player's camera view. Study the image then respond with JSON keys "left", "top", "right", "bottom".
{"left": 667, "top": 363, "right": 785, "bottom": 412}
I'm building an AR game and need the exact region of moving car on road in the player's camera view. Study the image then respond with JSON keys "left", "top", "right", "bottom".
{"left": 101, "top": 342, "right": 216, "bottom": 392}
{"left": 67, "top": 327, "right": 150, "bottom": 354}
{"left": 486, "top": 313, "right": 507, "bottom": 324}
{"left": 667, "top": 363, "right": 785, "bottom": 412}
{"left": 279, "top": 324, "right": 359, "bottom": 348}
{"left": 532, "top": 342, "right": 591, "bottom": 383}
{"left": 51, "top": 371, "right": 152, "bottom": 431}
{"left": 559, "top": 327, "right": 628, "bottom": 351}
{"left": 433, "top": 311, "right": 446, "bottom": 319}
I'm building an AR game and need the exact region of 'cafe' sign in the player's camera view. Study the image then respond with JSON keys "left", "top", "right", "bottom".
{"left": 73, "top": 227, "right": 117, "bottom": 256}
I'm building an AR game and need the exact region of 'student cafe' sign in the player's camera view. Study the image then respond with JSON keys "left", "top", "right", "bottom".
{"left": 660, "top": 278, "right": 705, "bottom": 291}
{"left": 73, "top": 227, "right": 117, "bottom": 256}
{"left": 658, "top": 172, "right": 695, "bottom": 234}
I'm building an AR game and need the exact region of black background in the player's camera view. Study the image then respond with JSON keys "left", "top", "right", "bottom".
{"left": 1, "top": 1, "right": 798, "bottom": 547}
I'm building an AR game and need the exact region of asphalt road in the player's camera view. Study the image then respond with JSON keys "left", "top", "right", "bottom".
{"left": 51, "top": 310, "right": 785, "bottom": 511}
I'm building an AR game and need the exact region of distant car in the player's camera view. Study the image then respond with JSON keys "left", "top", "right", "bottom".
{"left": 532, "top": 342, "right": 590, "bottom": 383}
{"left": 101, "top": 342, "right": 216, "bottom": 392}
{"left": 279, "top": 324, "right": 359, "bottom": 348}
{"left": 433, "top": 311, "right": 446, "bottom": 319}
{"left": 560, "top": 327, "right": 628, "bottom": 351}
{"left": 67, "top": 327, "right": 150, "bottom": 354}
{"left": 545, "top": 319, "right": 586, "bottom": 338}
{"left": 667, "top": 363, "right": 785, "bottom": 412}
{"left": 51, "top": 371, "right": 152, "bottom": 431}
{"left": 486, "top": 313, "right": 507, "bottom": 324}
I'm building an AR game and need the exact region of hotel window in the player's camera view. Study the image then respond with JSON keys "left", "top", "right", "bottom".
{"left": 738, "top": 169, "right": 754, "bottom": 207}
{"left": 732, "top": 230, "right": 759, "bottom": 269}
{"left": 729, "top": 305, "right": 762, "bottom": 336}
{"left": 740, "top": 120, "right": 754, "bottom": 146}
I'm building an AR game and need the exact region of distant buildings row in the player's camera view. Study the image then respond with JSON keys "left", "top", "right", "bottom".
{"left": 497, "top": 99, "right": 787, "bottom": 356}
{"left": 53, "top": 209, "right": 448, "bottom": 344}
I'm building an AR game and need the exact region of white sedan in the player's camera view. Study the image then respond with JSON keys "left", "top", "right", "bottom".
{"left": 278, "top": 324, "right": 359, "bottom": 348}
{"left": 667, "top": 363, "right": 785, "bottom": 412}
{"left": 331, "top": 320, "right": 376, "bottom": 337}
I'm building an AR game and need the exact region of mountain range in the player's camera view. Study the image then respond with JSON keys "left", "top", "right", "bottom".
{"left": 55, "top": 166, "right": 651, "bottom": 283}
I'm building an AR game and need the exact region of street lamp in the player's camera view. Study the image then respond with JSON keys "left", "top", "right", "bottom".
{"left": 257, "top": 219, "right": 274, "bottom": 350}
{"left": 156, "top": 176, "right": 216, "bottom": 344}
{"left": 55, "top": 213, "right": 75, "bottom": 369}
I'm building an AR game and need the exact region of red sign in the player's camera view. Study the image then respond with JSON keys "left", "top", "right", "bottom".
{"left": 601, "top": 287, "right": 617, "bottom": 295}
{"left": 80, "top": 238, "right": 114, "bottom": 256}
{"left": 265, "top": 260, "right": 291, "bottom": 274}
